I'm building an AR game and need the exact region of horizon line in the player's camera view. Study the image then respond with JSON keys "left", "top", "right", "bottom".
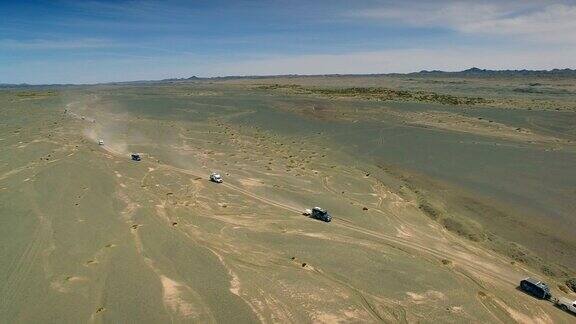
{"left": 2, "top": 67, "right": 576, "bottom": 87}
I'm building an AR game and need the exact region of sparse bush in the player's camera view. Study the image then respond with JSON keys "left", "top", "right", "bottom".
{"left": 503, "top": 242, "right": 531, "bottom": 264}
{"left": 418, "top": 202, "right": 440, "bottom": 220}
{"left": 541, "top": 265, "right": 556, "bottom": 277}
{"left": 258, "top": 84, "right": 491, "bottom": 106}
{"left": 558, "top": 285, "right": 569, "bottom": 293}
{"left": 566, "top": 278, "right": 576, "bottom": 293}
{"left": 441, "top": 217, "right": 483, "bottom": 242}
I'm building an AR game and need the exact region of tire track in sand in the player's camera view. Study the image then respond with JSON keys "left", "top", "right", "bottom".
{"left": 102, "top": 143, "right": 517, "bottom": 286}
{"left": 115, "top": 176, "right": 215, "bottom": 322}
{"left": 0, "top": 207, "right": 52, "bottom": 317}
{"left": 99, "top": 137, "right": 536, "bottom": 321}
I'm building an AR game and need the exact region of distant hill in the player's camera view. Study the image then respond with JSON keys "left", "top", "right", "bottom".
{"left": 136, "top": 68, "right": 576, "bottom": 82}
{"left": 0, "top": 83, "right": 77, "bottom": 90}
{"left": 0, "top": 83, "right": 34, "bottom": 89}
{"left": 160, "top": 76, "right": 200, "bottom": 82}
{"left": 2, "top": 68, "right": 576, "bottom": 88}
{"left": 411, "top": 67, "right": 576, "bottom": 77}
{"left": 153, "top": 68, "right": 576, "bottom": 82}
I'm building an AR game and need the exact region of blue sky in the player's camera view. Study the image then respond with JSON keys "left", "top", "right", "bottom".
{"left": 1, "top": 0, "right": 575, "bottom": 84}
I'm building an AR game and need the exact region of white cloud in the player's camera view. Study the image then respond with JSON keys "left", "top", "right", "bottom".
{"left": 350, "top": 1, "right": 576, "bottom": 44}
{"left": 462, "top": 4, "right": 576, "bottom": 41}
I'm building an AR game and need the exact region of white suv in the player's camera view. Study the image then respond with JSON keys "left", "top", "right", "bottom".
{"left": 210, "top": 173, "right": 223, "bottom": 183}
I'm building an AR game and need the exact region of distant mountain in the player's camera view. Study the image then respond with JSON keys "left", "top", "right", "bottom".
{"left": 413, "top": 67, "right": 576, "bottom": 77}
{"left": 0, "top": 83, "right": 77, "bottom": 89}
{"left": 160, "top": 76, "right": 200, "bottom": 82}
{"left": 2, "top": 68, "right": 576, "bottom": 88}
{"left": 173, "top": 68, "right": 576, "bottom": 80}
{"left": 0, "top": 83, "right": 31, "bottom": 88}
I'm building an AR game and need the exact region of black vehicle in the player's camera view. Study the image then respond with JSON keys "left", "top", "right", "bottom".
{"left": 131, "top": 153, "right": 141, "bottom": 161}
{"left": 520, "top": 277, "right": 551, "bottom": 299}
{"left": 311, "top": 207, "right": 332, "bottom": 222}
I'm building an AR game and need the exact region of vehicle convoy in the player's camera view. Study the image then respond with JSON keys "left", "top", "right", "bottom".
{"left": 554, "top": 297, "right": 576, "bottom": 314}
{"left": 210, "top": 172, "right": 223, "bottom": 183}
{"left": 519, "top": 277, "right": 551, "bottom": 299}
{"left": 131, "top": 153, "right": 141, "bottom": 161}
{"left": 304, "top": 207, "right": 331, "bottom": 222}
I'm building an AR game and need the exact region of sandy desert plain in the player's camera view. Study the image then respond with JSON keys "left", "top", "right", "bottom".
{"left": 1, "top": 73, "right": 576, "bottom": 323}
